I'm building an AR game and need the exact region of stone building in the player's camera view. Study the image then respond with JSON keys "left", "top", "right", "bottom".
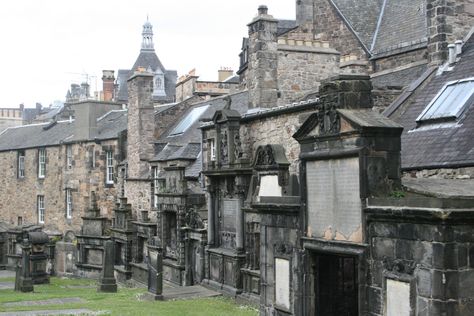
{"left": 115, "top": 19, "right": 177, "bottom": 105}
{"left": 237, "top": 1, "right": 474, "bottom": 111}
{"left": 0, "top": 100, "right": 126, "bottom": 234}
{"left": 175, "top": 68, "right": 240, "bottom": 102}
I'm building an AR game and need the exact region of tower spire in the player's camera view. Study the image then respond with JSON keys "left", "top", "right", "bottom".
{"left": 141, "top": 18, "right": 154, "bottom": 51}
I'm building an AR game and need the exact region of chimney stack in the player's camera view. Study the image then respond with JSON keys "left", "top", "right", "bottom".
{"left": 218, "top": 68, "right": 233, "bottom": 82}
{"left": 247, "top": 5, "right": 279, "bottom": 109}
{"left": 102, "top": 70, "right": 115, "bottom": 102}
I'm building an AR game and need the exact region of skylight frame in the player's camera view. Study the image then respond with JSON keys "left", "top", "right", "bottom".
{"left": 169, "top": 105, "right": 210, "bottom": 136}
{"left": 416, "top": 77, "right": 474, "bottom": 123}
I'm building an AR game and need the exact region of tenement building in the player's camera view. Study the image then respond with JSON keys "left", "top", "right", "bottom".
{"left": 0, "top": 101, "right": 126, "bottom": 233}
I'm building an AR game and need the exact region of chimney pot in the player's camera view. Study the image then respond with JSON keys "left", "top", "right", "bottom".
{"left": 455, "top": 40, "right": 463, "bottom": 56}
{"left": 258, "top": 5, "right": 268, "bottom": 15}
{"left": 448, "top": 44, "right": 456, "bottom": 65}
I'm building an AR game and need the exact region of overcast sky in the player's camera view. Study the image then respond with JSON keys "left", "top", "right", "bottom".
{"left": 0, "top": 1, "right": 295, "bottom": 108}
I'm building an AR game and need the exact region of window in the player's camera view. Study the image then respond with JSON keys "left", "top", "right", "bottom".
{"left": 66, "top": 145, "right": 72, "bottom": 169}
{"left": 18, "top": 151, "right": 25, "bottom": 178}
{"left": 37, "top": 195, "right": 45, "bottom": 224}
{"left": 417, "top": 78, "right": 474, "bottom": 123}
{"left": 169, "top": 105, "right": 209, "bottom": 136}
{"left": 38, "top": 148, "right": 46, "bottom": 178}
{"left": 106, "top": 151, "right": 114, "bottom": 184}
{"left": 209, "top": 139, "right": 216, "bottom": 161}
{"left": 17, "top": 216, "right": 22, "bottom": 226}
{"left": 66, "top": 189, "right": 72, "bottom": 219}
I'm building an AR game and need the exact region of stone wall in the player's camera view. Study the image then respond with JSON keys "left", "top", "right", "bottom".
{"left": 427, "top": 0, "right": 474, "bottom": 65}
{"left": 373, "top": 49, "right": 428, "bottom": 73}
{"left": 312, "top": 0, "right": 369, "bottom": 60}
{"left": 277, "top": 43, "right": 340, "bottom": 105}
{"left": 366, "top": 209, "right": 474, "bottom": 315}
{"left": 175, "top": 76, "right": 197, "bottom": 102}
{"left": 241, "top": 109, "right": 313, "bottom": 176}
{"left": 0, "top": 140, "right": 119, "bottom": 233}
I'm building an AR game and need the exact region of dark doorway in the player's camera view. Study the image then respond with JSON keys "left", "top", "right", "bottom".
{"left": 314, "top": 253, "right": 358, "bottom": 316}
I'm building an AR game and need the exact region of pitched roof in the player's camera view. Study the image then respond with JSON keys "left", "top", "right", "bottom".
{"left": 0, "top": 110, "right": 127, "bottom": 152}
{"left": 387, "top": 33, "right": 474, "bottom": 170}
{"left": 116, "top": 50, "right": 177, "bottom": 103}
{"left": 331, "top": 0, "right": 428, "bottom": 57}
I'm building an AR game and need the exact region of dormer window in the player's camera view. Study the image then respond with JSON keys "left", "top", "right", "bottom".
{"left": 153, "top": 73, "right": 166, "bottom": 97}
{"left": 416, "top": 78, "right": 474, "bottom": 123}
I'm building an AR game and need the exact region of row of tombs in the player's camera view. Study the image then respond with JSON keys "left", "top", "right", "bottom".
{"left": 2, "top": 76, "right": 474, "bottom": 315}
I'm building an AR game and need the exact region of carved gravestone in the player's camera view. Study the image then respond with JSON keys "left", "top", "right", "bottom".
{"left": 16, "top": 236, "right": 33, "bottom": 292}
{"left": 147, "top": 237, "right": 163, "bottom": 300}
{"left": 97, "top": 240, "right": 117, "bottom": 293}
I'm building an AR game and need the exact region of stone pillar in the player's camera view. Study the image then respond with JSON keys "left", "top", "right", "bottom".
{"left": 236, "top": 199, "right": 244, "bottom": 252}
{"left": 247, "top": 5, "right": 279, "bottom": 109}
{"left": 97, "top": 240, "right": 117, "bottom": 293}
{"left": 147, "top": 237, "right": 163, "bottom": 300}
{"left": 17, "top": 241, "right": 33, "bottom": 292}
{"left": 207, "top": 185, "right": 216, "bottom": 246}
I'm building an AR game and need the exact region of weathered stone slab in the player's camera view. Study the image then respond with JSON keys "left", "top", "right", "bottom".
{"left": 222, "top": 199, "right": 238, "bottom": 232}
{"left": 139, "top": 285, "right": 221, "bottom": 301}
{"left": 306, "top": 157, "right": 362, "bottom": 242}
{"left": 4, "top": 297, "right": 85, "bottom": 307}
{"left": 386, "top": 279, "right": 411, "bottom": 316}
{"left": 275, "top": 258, "right": 290, "bottom": 310}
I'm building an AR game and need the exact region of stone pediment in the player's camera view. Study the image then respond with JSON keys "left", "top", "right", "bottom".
{"left": 252, "top": 144, "right": 290, "bottom": 170}
{"left": 212, "top": 108, "right": 241, "bottom": 124}
{"left": 293, "top": 108, "right": 402, "bottom": 141}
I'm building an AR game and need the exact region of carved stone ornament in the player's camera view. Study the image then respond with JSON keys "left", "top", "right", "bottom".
{"left": 184, "top": 208, "right": 204, "bottom": 229}
{"left": 383, "top": 258, "right": 417, "bottom": 275}
{"left": 317, "top": 104, "right": 340, "bottom": 136}
{"left": 274, "top": 243, "right": 293, "bottom": 256}
{"left": 234, "top": 133, "right": 243, "bottom": 160}
{"left": 220, "top": 130, "right": 228, "bottom": 164}
{"left": 255, "top": 145, "right": 276, "bottom": 166}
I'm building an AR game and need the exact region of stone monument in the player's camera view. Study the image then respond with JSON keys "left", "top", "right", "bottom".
{"left": 97, "top": 240, "right": 117, "bottom": 293}
{"left": 15, "top": 233, "right": 33, "bottom": 292}
{"left": 147, "top": 237, "right": 163, "bottom": 300}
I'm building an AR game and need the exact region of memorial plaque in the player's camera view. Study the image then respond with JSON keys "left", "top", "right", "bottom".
{"left": 86, "top": 249, "right": 103, "bottom": 266}
{"left": 275, "top": 258, "right": 290, "bottom": 310}
{"left": 258, "top": 175, "right": 282, "bottom": 197}
{"left": 222, "top": 199, "right": 238, "bottom": 232}
{"left": 306, "top": 158, "right": 361, "bottom": 241}
{"left": 386, "top": 279, "right": 411, "bottom": 316}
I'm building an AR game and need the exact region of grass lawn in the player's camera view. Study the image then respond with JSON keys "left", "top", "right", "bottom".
{"left": 0, "top": 277, "right": 258, "bottom": 316}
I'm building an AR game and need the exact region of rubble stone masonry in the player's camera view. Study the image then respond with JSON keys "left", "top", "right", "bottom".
{"left": 0, "top": 140, "right": 118, "bottom": 233}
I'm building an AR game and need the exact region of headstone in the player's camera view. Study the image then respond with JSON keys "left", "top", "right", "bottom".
{"left": 222, "top": 199, "right": 238, "bottom": 232}
{"left": 16, "top": 237, "right": 33, "bottom": 292}
{"left": 97, "top": 240, "right": 117, "bottom": 293}
{"left": 147, "top": 237, "right": 163, "bottom": 300}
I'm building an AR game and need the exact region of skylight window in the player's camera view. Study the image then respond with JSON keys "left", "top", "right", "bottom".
{"left": 416, "top": 78, "right": 474, "bottom": 123}
{"left": 169, "top": 105, "right": 209, "bottom": 136}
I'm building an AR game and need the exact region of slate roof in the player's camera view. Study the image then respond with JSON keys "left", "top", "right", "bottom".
{"left": 0, "top": 110, "right": 127, "bottom": 152}
{"left": 386, "top": 32, "right": 474, "bottom": 170}
{"left": 331, "top": 0, "right": 427, "bottom": 57}
{"left": 153, "top": 91, "right": 249, "bottom": 177}
{"left": 115, "top": 50, "right": 177, "bottom": 103}
{"left": 371, "top": 63, "right": 428, "bottom": 89}
{"left": 277, "top": 19, "right": 297, "bottom": 36}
